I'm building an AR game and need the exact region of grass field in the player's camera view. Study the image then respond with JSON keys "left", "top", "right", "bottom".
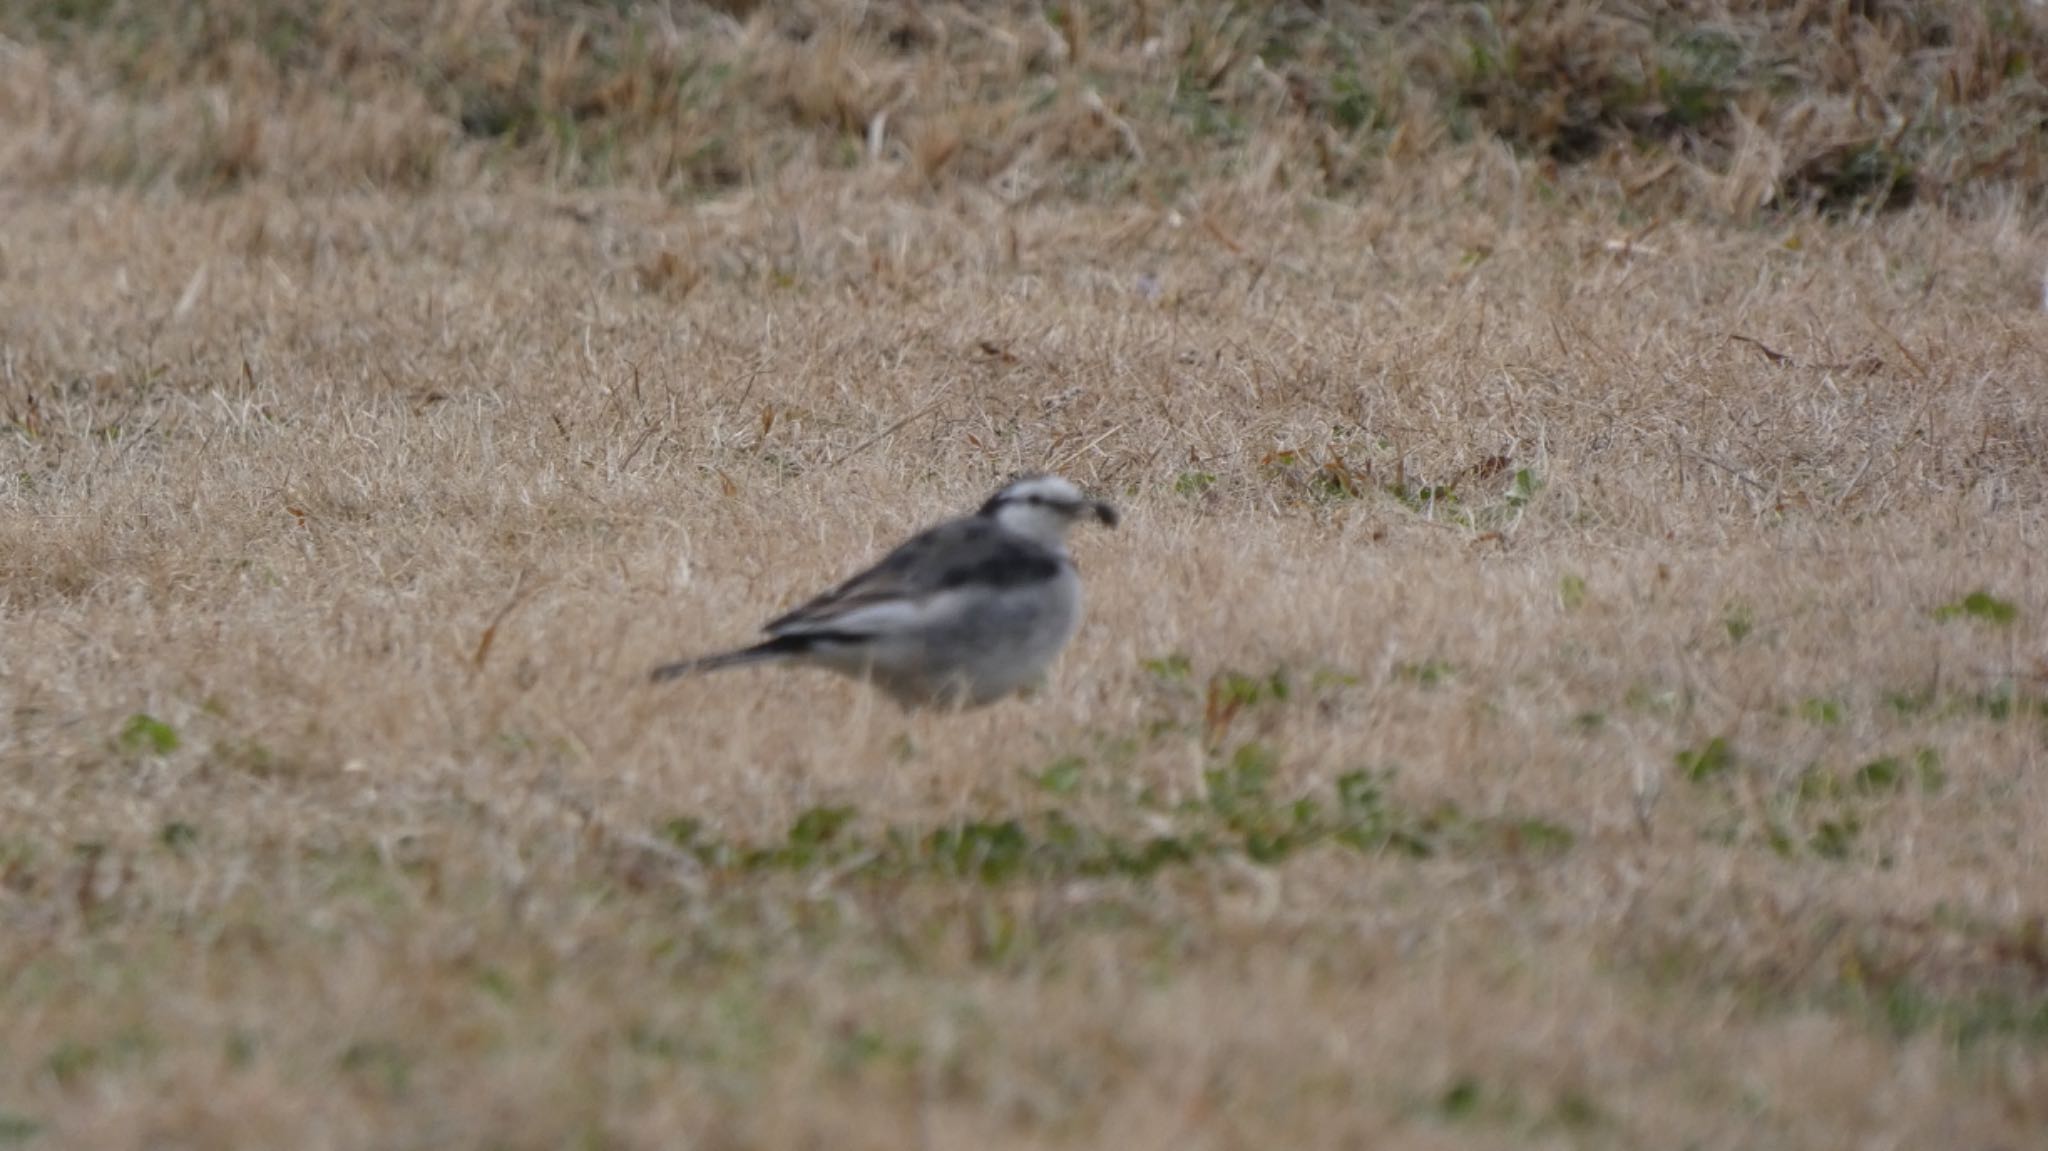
{"left": 4, "top": 3, "right": 2047, "bottom": 1147}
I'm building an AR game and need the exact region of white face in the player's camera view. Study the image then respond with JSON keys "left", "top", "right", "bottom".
{"left": 982, "top": 474, "right": 1116, "bottom": 546}
{"left": 1003, "top": 474, "right": 1086, "bottom": 506}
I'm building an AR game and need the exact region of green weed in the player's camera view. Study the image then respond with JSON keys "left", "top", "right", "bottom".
{"left": 1933, "top": 590, "right": 2018, "bottom": 626}
{"left": 117, "top": 713, "right": 179, "bottom": 756}
{"left": 1676, "top": 737, "right": 1736, "bottom": 783}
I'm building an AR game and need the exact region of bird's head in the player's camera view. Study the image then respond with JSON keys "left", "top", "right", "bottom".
{"left": 977, "top": 473, "right": 1119, "bottom": 547}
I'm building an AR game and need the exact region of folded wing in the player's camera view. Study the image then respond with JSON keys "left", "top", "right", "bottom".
{"left": 762, "top": 517, "right": 1065, "bottom": 638}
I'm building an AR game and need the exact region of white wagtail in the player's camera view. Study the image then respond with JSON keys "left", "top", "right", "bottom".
{"left": 650, "top": 474, "right": 1118, "bottom": 708}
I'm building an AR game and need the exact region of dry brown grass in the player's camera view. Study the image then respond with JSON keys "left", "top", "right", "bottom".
{"left": 6, "top": 1, "right": 2048, "bottom": 211}
{"left": 4, "top": 3, "right": 2048, "bottom": 1149}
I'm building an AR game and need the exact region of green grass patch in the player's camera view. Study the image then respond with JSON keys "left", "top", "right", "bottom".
{"left": 0, "top": 1113, "right": 41, "bottom": 1145}
{"left": 1395, "top": 658, "right": 1455, "bottom": 688}
{"left": 116, "top": 712, "right": 179, "bottom": 756}
{"left": 1723, "top": 602, "right": 1755, "bottom": 643}
{"left": 1692, "top": 737, "right": 1949, "bottom": 863}
{"left": 1032, "top": 755, "right": 1088, "bottom": 796}
{"left": 1676, "top": 736, "right": 1736, "bottom": 783}
{"left": 655, "top": 746, "right": 1560, "bottom": 886}
{"left": 1141, "top": 652, "right": 1192, "bottom": 682}
{"left": 1933, "top": 590, "right": 2018, "bottom": 626}
{"left": 1557, "top": 573, "right": 1586, "bottom": 611}
{"left": 1797, "top": 697, "right": 1843, "bottom": 726}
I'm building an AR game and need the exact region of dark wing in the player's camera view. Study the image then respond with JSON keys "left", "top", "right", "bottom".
{"left": 762, "top": 516, "right": 1065, "bottom": 636}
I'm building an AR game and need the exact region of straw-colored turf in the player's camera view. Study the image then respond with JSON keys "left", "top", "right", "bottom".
{"left": 3, "top": 4, "right": 2046, "bottom": 1148}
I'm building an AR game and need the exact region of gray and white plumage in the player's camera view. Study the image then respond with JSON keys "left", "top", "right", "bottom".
{"left": 650, "top": 474, "right": 1118, "bottom": 708}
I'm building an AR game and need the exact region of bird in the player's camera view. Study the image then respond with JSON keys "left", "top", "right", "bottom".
{"left": 650, "top": 473, "right": 1119, "bottom": 709}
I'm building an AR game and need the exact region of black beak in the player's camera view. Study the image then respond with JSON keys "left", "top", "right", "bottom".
{"left": 1092, "top": 501, "right": 1119, "bottom": 528}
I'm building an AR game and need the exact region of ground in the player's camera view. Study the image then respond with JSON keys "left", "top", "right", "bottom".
{"left": 2, "top": 3, "right": 2046, "bottom": 1148}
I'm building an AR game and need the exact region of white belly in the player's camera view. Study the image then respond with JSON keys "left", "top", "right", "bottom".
{"left": 819, "top": 567, "right": 1084, "bottom": 708}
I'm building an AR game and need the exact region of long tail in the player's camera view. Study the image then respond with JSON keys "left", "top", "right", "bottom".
{"left": 648, "top": 641, "right": 788, "bottom": 684}
{"left": 647, "top": 631, "right": 859, "bottom": 684}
